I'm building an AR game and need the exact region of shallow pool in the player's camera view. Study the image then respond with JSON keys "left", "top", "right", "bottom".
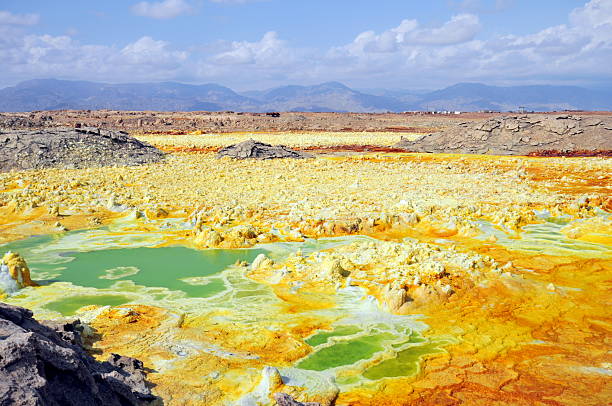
{"left": 0, "top": 225, "right": 444, "bottom": 392}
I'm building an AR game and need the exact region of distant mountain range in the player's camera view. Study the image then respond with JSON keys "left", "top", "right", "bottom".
{"left": 1, "top": 79, "right": 610, "bottom": 113}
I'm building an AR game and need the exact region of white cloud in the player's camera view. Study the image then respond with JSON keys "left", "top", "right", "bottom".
{"left": 211, "top": 31, "right": 289, "bottom": 65}
{"left": 131, "top": 0, "right": 192, "bottom": 19}
{"left": 323, "top": 0, "right": 612, "bottom": 87}
{"left": 0, "top": 33, "right": 190, "bottom": 86}
{"left": 411, "top": 14, "right": 481, "bottom": 45}
{"left": 121, "top": 36, "right": 187, "bottom": 66}
{"left": 570, "top": 0, "right": 612, "bottom": 29}
{"left": 0, "top": 0, "right": 610, "bottom": 89}
{"left": 194, "top": 31, "right": 311, "bottom": 87}
{"left": 478, "top": 0, "right": 612, "bottom": 79}
{"left": 335, "top": 14, "right": 481, "bottom": 56}
{"left": 0, "top": 11, "right": 39, "bottom": 26}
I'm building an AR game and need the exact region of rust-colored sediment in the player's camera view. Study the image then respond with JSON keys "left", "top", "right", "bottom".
{"left": 528, "top": 149, "right": 612, "bottom": 157}
{"left": 299, "top": 144, "right": 409, "bottom": 153}
{"left": 340, "top": 250, "right": 612, "bottom": 406}
{"left": 159, "top": 145, "right": 221, "bottom": 154}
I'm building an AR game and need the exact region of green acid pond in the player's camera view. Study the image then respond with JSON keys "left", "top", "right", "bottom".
{"left": 1, "top": 231, "right": 267, "bottom": 310}
{"left": 0, "top": 225, "right": 447, "bottom": 389}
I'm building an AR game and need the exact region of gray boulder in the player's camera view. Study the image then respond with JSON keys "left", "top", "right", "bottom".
{"left": 0, "top": 127, "right": 165, "bottom": 172}
{"left": 0, "top": 302, "right": 159, "bottom": 406}
{"left": 217, "top": 139, "right": 311, "bottom": 159}
{"left": 274, "top": 393, "right": 321, "bottom": 406}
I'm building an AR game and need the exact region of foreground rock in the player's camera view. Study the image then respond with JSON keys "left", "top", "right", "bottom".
{"left": 396, "top": 115, "right": 612, "bottom": 155}
{"left": 0, "top": 127, "right": 165, "bottom": 172}
{"left": 0, "top": 302, "right": 158, "bottom": 406}
{"left": 217, "top": 139, "right": 311, "bottom": 159}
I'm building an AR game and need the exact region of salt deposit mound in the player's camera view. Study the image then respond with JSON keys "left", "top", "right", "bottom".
{"left": 396, "top": 115, "right": 612, "bottom": 156}
{"left": 0, "top": 127, "right": 165, "bottom": 172}
{"left": 217, "top": 139, "right": 311, "bottom": 159}
{"left": 0, "top": 302, "right": 158, "bottom": 405}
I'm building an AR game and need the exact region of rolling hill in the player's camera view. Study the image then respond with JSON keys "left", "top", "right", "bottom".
{"left": 1, "top": 79, "right": 610, "bottom": 112}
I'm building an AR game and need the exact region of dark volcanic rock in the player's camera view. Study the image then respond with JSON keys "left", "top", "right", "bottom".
{"left": 0, "top": 115, "right": 52, "bottom": 129}
{"left": 396, "top": 115, "right": 612, "bottom": 155}
{"left": 0, "top": 302, "right": 159, "bottom": 406}
{"left": 274, "top": 393, "right": 322, "bottom": 406}
{"left": 217, "top": 139, "right": 311, "bottom": 159}
{"left": 0, "top": 127, "right": 165, "bottom": 172}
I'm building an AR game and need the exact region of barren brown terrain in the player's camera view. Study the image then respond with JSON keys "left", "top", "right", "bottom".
{"left": 2, "top": 109, "right": 610, "bottom": 134}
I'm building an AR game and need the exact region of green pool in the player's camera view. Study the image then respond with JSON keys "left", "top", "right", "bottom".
{"left": 0, "top": 225, "right": 445, "bottom": 390}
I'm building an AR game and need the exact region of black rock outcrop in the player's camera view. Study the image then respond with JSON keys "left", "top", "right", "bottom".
{"left": 396, "top": 115, "right": 612, "bottom": 155}
{"left": 217, "top": 139, "right": 311, "bottom": 159}
{"left": 274, "top": 393, "right": 322, "bottom": 406}
{"left": 0, "top": 127, "right": 165, "bottom": 172}
{"left": 0, "top": 302, "right": 159, "bottom": 406}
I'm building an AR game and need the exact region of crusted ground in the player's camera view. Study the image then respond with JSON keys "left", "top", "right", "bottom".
{"left": 0, "top": 130, "right": 610, "bottom": 406}
{"left": 396, "top": 115, "right": 612, "bottom": 155}
{"left": 2, "top": 149, "right": 607, "bottom": 244}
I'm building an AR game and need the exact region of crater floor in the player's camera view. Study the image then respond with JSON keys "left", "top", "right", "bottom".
{"left": 0, "top": 130, "right": 610, "bottom": 405}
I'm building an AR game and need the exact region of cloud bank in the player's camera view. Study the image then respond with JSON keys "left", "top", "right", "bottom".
{"left": 0, "top": 0, "right": 611, "bottom": 89}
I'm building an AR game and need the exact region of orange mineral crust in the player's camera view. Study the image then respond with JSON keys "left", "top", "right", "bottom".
{"left": 338, "top": 247, "right": 612, "bottom": 406}
{"left": 83, "top": 295, "right": 341, "bottom": 404}
{"left": 0, "top": 131, "right": 610, "bottom": 406}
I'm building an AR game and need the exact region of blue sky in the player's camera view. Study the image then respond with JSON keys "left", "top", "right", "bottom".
{"left": 1, "top": 0, "right": 610, "bottom": 90}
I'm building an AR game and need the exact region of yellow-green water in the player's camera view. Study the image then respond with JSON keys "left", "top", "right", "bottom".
{"left": 476, "top": 212, "right": 611, "bottom": 258}
{"left": 0, "top": 226, "right": 444, "bottom": 389}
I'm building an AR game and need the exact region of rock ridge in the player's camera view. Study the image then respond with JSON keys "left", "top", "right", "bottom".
{"left": 0, "top": 302, "right": 159, "bottom": 406}
{"left": 396, "top": 115, "right": 612, "bottom": 155}
{"left": 0, "top": 127, "right": 165, "bottom": 172}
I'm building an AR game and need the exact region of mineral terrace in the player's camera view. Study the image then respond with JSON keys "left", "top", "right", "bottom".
{"left": 0, "top": 111, "right": 610, "bottom": 406}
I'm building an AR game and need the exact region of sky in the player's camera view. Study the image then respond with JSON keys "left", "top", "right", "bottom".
{"left": 0, "top": 0, "right": 611, "bottom": 91}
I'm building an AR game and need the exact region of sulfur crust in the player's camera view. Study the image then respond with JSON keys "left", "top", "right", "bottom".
{"left": 0, "top": 131, "right": 610, "bottom": 406}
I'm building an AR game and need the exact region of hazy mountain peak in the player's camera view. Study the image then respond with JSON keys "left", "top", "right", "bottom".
{"left": 0, "top": 79, "right": 610, "bottom": 113}
{"left": 314, "top": 81, "right": 352, "bottom": 91}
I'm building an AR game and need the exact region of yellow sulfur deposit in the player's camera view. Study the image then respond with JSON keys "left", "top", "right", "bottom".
{"left": 0, "top": 130, "right": 610, "bottom": 406}
{"left": 1, "top": 251, "right": 36, "bottom": 289}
